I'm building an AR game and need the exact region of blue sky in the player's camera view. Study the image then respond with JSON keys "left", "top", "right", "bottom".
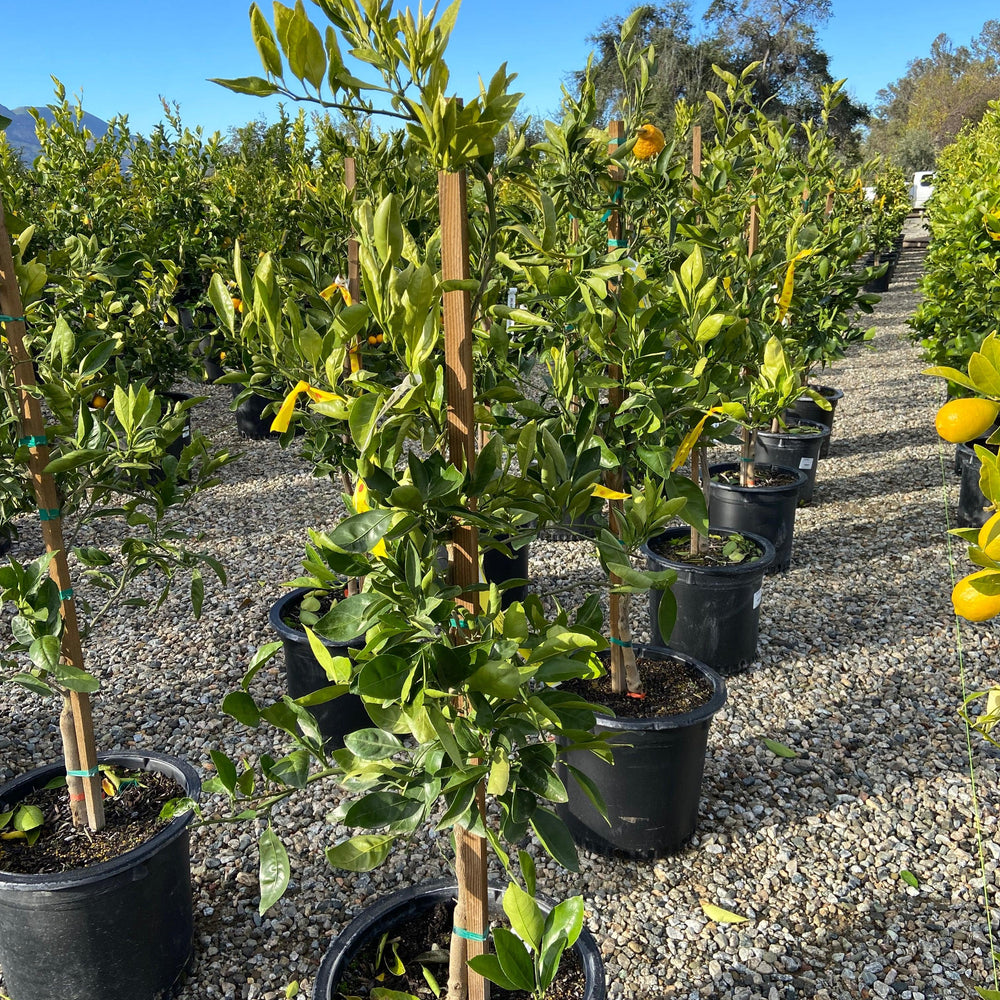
{"left": 2, "top": 0, "right": 997, "bottom": 138}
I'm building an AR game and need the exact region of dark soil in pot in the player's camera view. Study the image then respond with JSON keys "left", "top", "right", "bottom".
{"left": 313, "top": 880, "right": 606, "bottom": 1000}
{"left": 642, "top": 526, "right": 774, "bottom": 675}
{"left": 557, "top": 646, "right": 727, "bottom": 857}
{"left": 709, "top": 462, "right": 806, "bottom": 573}
{"left": 0, "top": 768, "right": 181, "bottom": 875}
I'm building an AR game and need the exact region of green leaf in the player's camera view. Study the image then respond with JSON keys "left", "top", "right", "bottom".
{"left": 258, "top": 826, "right": 291, "bottom": 914}
{"left": 223, "top": 691, "right": 261, "bottom": 727}
{"left": 529, "top": 808, "right": 578, "bottom": 872}
{"left": 467, "top": 954, "right": 516, "bottom": 992}
{"left": 344, "top": 728, "right": 404, "bottom": 760}
{"left": 656, "top": 588, "right": 677, "bottom": 645}
{"left": 208, "top": 76, "right": 280, "bottom": 97}
{"left": 13, "top": 804, "right": 43, "bottom": 831}
{"left": 250, "top": 2, "right": 283, "bottom": 77}
{"left": 325, "top": 834, "right": 395, "bottom": 872}
{"left": 328, "top": 510, "right": 393, "bottom": 554}
{"left": 680, "top": 246, "right": 704, "bottom": 293}
{"left": 209, "top": 272, "right": 236, "bottom": 335}
{"left": 900, "top": 869, "right": 920, "bottom": 888}
{"left": 8, "top": 672, "right": 54, "bottom": 697}
{"left": 210, "top": 750, "right": 238, "bottom": 793}
{"left": 315, "top": 592, "right": 380, "bottom": 642}
{"left": 343, "top": 792, "right": 420, "bottom": 829}
{"left": 545, "top": 896, "right": 584, "bottom": 950}
{"left": 762, "top": 737, "right": 798, "bottom": 758}
{"left": 491, "top": 926, "right": 536, "bottom": 992}
{"left": 503, "top": 881, "right": 544, "bottom": 949}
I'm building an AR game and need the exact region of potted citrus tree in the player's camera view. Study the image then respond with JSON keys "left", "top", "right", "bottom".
{"left": 0, "top": 203, "right": 231, "bottom": 1000}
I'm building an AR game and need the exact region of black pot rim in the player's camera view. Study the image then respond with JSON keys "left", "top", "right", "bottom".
{"left": 269, "top": 587, "right": 365, "bottom": 647}
{"left": 0, "top": 750, "right": 200, "bottom": 891}
{"left": 708, "top": 462, "right": 807, "bottom": 495}
{"left": 806, "top": 383, "right": 844, "bottom": 403}
{"left": 757, "top": 417, "right": 830, "bottom": 441}
{"left": 313, "top": 879, "right": 606, "bottom": 1000}
{"left": 586, "top": 644, "right": 726, "bottom": 731}
{"left": 641, "top": 525, "right": 776, "bottom": 576}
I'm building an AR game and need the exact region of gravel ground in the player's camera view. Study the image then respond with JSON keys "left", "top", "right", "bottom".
{"left": 3, "top": 216, "right": 999, "bottom": 1000}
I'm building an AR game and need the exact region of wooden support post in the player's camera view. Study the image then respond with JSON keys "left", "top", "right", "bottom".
{"left": 825, "top": 189, "right": 835, "bottom": 216}
{"left": 741, "top": 200, "right": 760, "bottom": 488}
{"left": 439, "top": 160, "right": 489, "bottom": 1000}
{"left": 691, "top": 125, "right": 702, "bottom": 184}
{"left": 345, "top": 157, "right": 361, "bottom": 308}
{"left": 605, "top": 120, "right": 633, "bottom": 695}
{"left": 0, "top": 194, "right": 104, "bottom": 831}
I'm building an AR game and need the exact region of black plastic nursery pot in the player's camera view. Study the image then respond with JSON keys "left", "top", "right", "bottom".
{"left": 481, "top": 535, "right": 531, "bottom": 608}
{"left": 708, "top": 463, "right": 806, "bottom": 573}
{"left": 312, "top": 879, "right": 607, "bottom": 1000}
{"left": 788, "top": 384, "right": 843, "bottom": 458}
{"left": 160, "top": 390, "right": 194, "bottom": 468}
{"left": 0, "top": 750, "right": 199, "bottom": 1000}
{"left": 957, "top": 441, "right": 995, "bottom": 529}
{"left": 232, "top": 388, "right": 282, "bottom": 440}
{"left": 642, "top": 526, "right": 774, "bottom": 675}
{"left": 754, "top": 418, "right": 829, "bottom": 505}
{"left": 557, "top": 645, "right": 726, "bottom": 858}
{"left": 269, "top": 588, "right": 371, "bottom": 748}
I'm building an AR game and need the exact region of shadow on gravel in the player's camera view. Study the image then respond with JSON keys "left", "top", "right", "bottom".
{"left": 804, "top": 461, "right": 944, "bottom": 506}
{"left": 820, "top": 426, "right": 937, "bottom": 461}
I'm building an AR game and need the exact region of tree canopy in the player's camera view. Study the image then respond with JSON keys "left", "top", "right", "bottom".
{"left": 573, "top": 0, "right": 868, "bottom": 157}
{"left": 866, "top": 20, "right": 1000, "bottom": 173}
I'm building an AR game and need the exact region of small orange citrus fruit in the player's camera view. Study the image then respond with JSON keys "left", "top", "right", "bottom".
{"left": 934, "top": 397, "right": 1000, "bottom": 443}
{"left": 90, "top": 394, "right": 108, "bottom": 409}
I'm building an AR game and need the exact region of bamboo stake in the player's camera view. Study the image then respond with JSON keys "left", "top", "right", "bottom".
{"left": 439, "top": 160, "right": 489, "bottom": 1000}
{"left": 604, "top": 120, "right": 640, "bottom": 695}
{"left": 689, "top": 127, "right": 708, "bottom": 556}
{"left": 0, "top": 194, "right": 104, "bottom": 830}
{"left": 741, "top": 200, "right": 760, "bottom": 489}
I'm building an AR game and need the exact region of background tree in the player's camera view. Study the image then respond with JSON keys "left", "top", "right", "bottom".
{"left": 866, "top": 20, "right": 1000, "bottom": 171}
{"left": 574, "top": 0, "right": 867, "bottom": 157}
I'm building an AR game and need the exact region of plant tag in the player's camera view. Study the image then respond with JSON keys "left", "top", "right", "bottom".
{"left": 753, "top": 588, "right": 762, "bottom": 608}
{"left": 799, "top": 457, "right": 814, "bottom": 470}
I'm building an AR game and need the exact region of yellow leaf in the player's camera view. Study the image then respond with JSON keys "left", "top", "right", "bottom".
{"left": 353, "top": 480, "right": 387, "bottom": 557}
{"left": 592, "top": 484, "right": 630, "bottom": 500}
{"left": 700, "top": 900, "right": 748, "bottom": 924}
{"left": 671, "top": 410, "right": 721, "bottom": 471}
{"left": 775, "top": 249, "right": 817, "bottom": 322}
{"left": 270, "top": 381, "right": 343, "bottom": 433}
{"left": 320, "top": 275, "right": 352, "bottom": 306}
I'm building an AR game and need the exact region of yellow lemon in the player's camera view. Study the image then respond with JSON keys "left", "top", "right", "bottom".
{"left": 935, "top": 397, "right": 1000, "bottom": 443}
{"left": 979, "top": 510, "right": 1000, "bottom": 559}
{"left": 952, "top": 569, "right": 1000, "bottom": 621}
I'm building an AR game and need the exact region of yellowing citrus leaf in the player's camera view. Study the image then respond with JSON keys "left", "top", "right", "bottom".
{"left": 592, "top": 483, "right": 630, "bottom": 500}
{"left": 671, "top": 409, "right": 722, "bottom": 471}
{"left": 763, "top": 737, "right": 798, "bottom": 758}
{"left": 700, "top": 900, "right": 748, "bottom": 923}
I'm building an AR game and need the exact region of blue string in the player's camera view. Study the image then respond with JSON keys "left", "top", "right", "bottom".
{"left": 453, "top": 926, "right": 489, "bottom": 942}
{"left": 0, "top": 315, "right": 25, "bottom": 323}
{"left": 38, "top": 507, "right": 61, "bottom": 521}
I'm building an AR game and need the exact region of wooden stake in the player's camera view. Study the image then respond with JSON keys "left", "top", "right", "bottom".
{"left": 0, "top": 193, "right": 104, "bottom": 831}
{"left": 345, "top": 157, "right": 361, "bottom": 308}
{"left": 692, "top": 125, "right": 702, "bottom": 182}
{"left": 741, "top": 199, "right": 760, "bottom": 489}
{"left": 604, "top": 120, "right": 637, "bottom": 695}
{"left": 439, "top": 159, "right": 489, "bottom": 1000}
{"left": 825, "top": 189, "right": 835, "bottom": 216}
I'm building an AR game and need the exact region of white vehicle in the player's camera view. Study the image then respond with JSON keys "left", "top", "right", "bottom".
{"left": 911, "top": 171, "right": 934, "bottom": 209}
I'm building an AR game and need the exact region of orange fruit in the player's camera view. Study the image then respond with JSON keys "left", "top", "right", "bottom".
{"left": 90, "top": 394, "right": 108, "bottom": 409}
{"left": 953, "top": 569, "right": 1000, "bottom": 621}
{"left": 633, "top": 124, "right": 665, "bottom": 161}
{"left": 368, "top": 335, "right": 377, "bottom": 345}
{"left": 232, "top": 297, "right": 243, "bottom": 313}
{"left": 935, "top": 397, "right": 1000, "bottom": 443}
{"left": 376, "top": 333, "right": 384, "bottom": 344}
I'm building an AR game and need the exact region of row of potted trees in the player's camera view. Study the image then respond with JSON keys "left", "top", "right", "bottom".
{"left": 0, "top": 3, "right": 910, "bottom": 999}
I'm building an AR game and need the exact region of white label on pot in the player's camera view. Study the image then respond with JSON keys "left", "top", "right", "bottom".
{"left": 799, "top": 457, "right": 814, "bottom": 470}
{"left": 753, "top": 587, "right": 762, "bottom": 608}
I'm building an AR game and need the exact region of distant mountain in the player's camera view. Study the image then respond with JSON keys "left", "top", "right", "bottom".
{"left": 0, "top": 102, "right": 111, "bottom": 164}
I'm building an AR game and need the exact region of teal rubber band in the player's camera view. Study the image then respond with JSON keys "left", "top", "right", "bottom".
{"left": 449, "top": 618, "right": 470, "bottom": 629}
{"left": 0, "top": 315, "right": 25, "bottom": 323}
{"left": 38, "top": 507, "right": 61, "bottom": 521}
{"left": 738, "top": 456, "right": 754, "bottom": 463}
{"left": 609, "top": 636, "right": 633, "bottom": 647}
{"left": 600, "top": 209, "right": 611, "bottom": 223}
{"left": 454, "top": 926, "right": 489, "bottom": 942}
{"left": 612, "top": 187, "right": 623, "bottom": 203}
{"left": 607, "top": 239, "right": 628, "bottom": 248}
{"left": 59, "top": 588, "right": 74, "bottom": 600}
{"left": 608, "top": 136, "right": 622, "bottom": 145}
{"left": 67, "top": 766, "right": 99, "bottom": 778}
{"left": 19, "top": 435, "right": 48, "bottom": 447}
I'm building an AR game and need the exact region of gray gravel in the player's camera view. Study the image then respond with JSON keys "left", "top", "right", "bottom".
{"left": 3, "top": 217, "right": 999, "bottom": 1000}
